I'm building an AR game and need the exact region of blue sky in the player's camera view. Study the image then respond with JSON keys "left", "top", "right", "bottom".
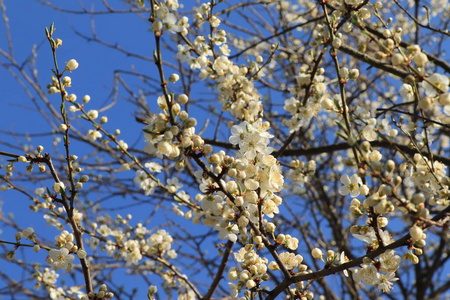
{"left": 0, "top": 1, "right": 172, "bottom": 298}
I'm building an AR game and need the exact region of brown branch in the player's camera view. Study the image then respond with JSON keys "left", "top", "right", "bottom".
{"left": 203, "top": 139, "right": 450, "bottom": 167}
{"left": 338, "top": 44, "right": 411, "bottom": 78}
{"left": 201, "top": 240, "right": 234, "bottom": 300}
{"left": 36, "top": 0, "right": 151, "bottom": 15}
{"left": 393, "top": 0, "right": 450, "bottom": 38}
{"left": 363, "top": 26, "right": 450, "bottom": 73}
{"left": 229, "top": 16, "right": 324, "bottom": 59}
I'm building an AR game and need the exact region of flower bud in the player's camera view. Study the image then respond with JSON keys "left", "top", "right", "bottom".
{"left": 332, "top": 38, "right": 342, "bottom": 49}
{"left": 413, "top": 52, "right": 428, "bottom": 67}
{"left": 203, "top": 144, "right": 213, "bottom": 154}
{"left": 65, "top": 59, "right": 79, "bottom": 71}
{"left": 385, "top": 160, "right": 395, "bottom": 172}
{"left": 439, "top": 93, "right": 450, "bottom": 106}
{"left": 349, "top": 69, "right": 359, "bottom": 79}
{"left": 391, "top": 53, "right": 405, "bottom": 65}
{"left": 411, "top": 193, "right": 425, "bottom": 204}
{"left": 62, "top": 76, "right": 71, "bottom": 86}
{"left": 246, "top": 279, "right": 256, "bottom": 289}
{"left": 53, "top": 182, "right": 66, "bottom": 193}
{"left": 179, "top": 111, "right": 189, "bottom": 121}
{"left": 55, "top": 38, "right": 63, "bottom": 47}
{"left": 15, "top": 232, "right": 23, "bottom": 241}
{"left": 409, "top": 225, "right": 423, "bottom": 241}
{"left": 415, "top": 239, "right": 426, "bottom": 248}
{"left": 266, "top": 222, "right": 276, "bottom": 233}
{"left": 77, "top": 249, "right": 87, "bottom": 259}
{"left": 87, "top": 110, "right": 98, "bottom": 119}
{"left": 148, "top": 285, "right": 158, "bottom": 296}
{"left": 152, "top": 20, "right": 163, "bottom": 32}
{"left": 79, "top": 175, "right": 89, "bottom": 183}
{"left": 418, "top": 97, "right": 432, "bottom": 110}
{"left": 276, "top": 233, "right": 286, "bottom": 243}
{"left": 168, "top": 73, "right": 179, "bottom": 83}
{"left": 339, "top": 67, "right": 349, "bottom": 79}
{"left": 244, "top": 179, "right": 259, "bottom": 191}
{"left": 177, "top": 94, "right": 189, "bottom": 104}
{"left": 312, "top": 248, "right": 323, "bottom": 259}
{"left": 171, "top": 103, "right": 181, "bottom": 116}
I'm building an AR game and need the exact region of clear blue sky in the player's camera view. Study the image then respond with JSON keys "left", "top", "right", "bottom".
{"left": 0, "top": 1, "right": 177, "bottom": 298}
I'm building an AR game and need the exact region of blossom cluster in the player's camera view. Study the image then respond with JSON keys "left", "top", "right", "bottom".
{"left": 283, "top": 69, "right": 329, "bottom": 132}
{"left": 142, "top": 93, "right": 209, "bottom": 162}
{"left": 286, "top": 159, "right": 316, "bottom": 186}
{"left": 351, "top": 226, "right": 401, "bottom": 293}
{"left": 187, "top": 119, "right": 285, "bottom": 247}
{"left": 227, "top": 247, "right": 269, "bottom": 296}
{"left": 175, "top": 17, "right": 263, "bottom": 121}
{"left": 152, "top": 0, "right": 188, "bottom": 35}
{"left": 88, "top": 221, "right": 178, "bottom": 267}
{"left": 34, "top": 267, "right": 86, "bottom": 300}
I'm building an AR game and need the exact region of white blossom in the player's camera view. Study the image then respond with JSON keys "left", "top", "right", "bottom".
{"left": 339, "top": 174, "right": 362, "bottom": 197}
{"left": 46, "top": 248, "right": 75, "bottom": 271}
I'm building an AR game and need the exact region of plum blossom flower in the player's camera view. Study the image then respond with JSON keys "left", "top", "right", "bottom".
{"left": 353, "top": 228, "right": 393, "bottom": 248}
{"left": 399, "top": 83, "right": 414, "bottom": 101}
{"left": 378, "top": 272, "right": 398, "bottom": 292}
{"left": 97, "top": 224, "right": 112, "bottom": 237}
{"left": 229, "top": 121, "right": 273, "bottom": 159}
{"left": 46, "top": 248, "right": 75, "bottom": 271}
{"left": 218, "top": 223, "right": 239, "bottom": 242}
{"left": 352, "top": 263, "right": 380, "bottom": 286}
{"left": 379, "top": 250, "right": 401, "bottom": 272}
{"left": 362, "top": 118, "right": 377, "bottom": 141}
{"left": 262, "top": 198, "right": 279, "bottom": 218}
{"left": 339, "top": 174, "right": 363, "bottom": 197}
{"left": 176, "top": 44, "right": 194, "bottom": 63}
{"left": 422, "top": 73, "right": 449, "bottom": 97}
{"left": 339, "top": 251, "right": 350, "bottom": 277}
{"left": 277, "top": 252, "right": 303, "bottom": 270}
{"left": 258, "top": 154, "right": 284, "bottom": 193}
{"left": 87, "top": 129, "right": 102, "bottom": 142}
{"left": 166, "top": 177, "right": 183, "bottom": 193}
{"left": 126, "top": 249, "right": 142, "bottom": 265}
{"left": 87, "top": 110, "right": 98, "bottom": 120}
{"left": 379, "top": 119, "right": 398, "bottom": 139}
{"left": 146, "top": 229, "right": 174, "bottom": 257}
{"left": 134, "top": 170, "right": 157, "bottom": 195}
{"left": 42, "top": 268, "right": 59, "bottom": 285}
{"left": 124, "top": 240, "right": 142, "bottom": 265}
